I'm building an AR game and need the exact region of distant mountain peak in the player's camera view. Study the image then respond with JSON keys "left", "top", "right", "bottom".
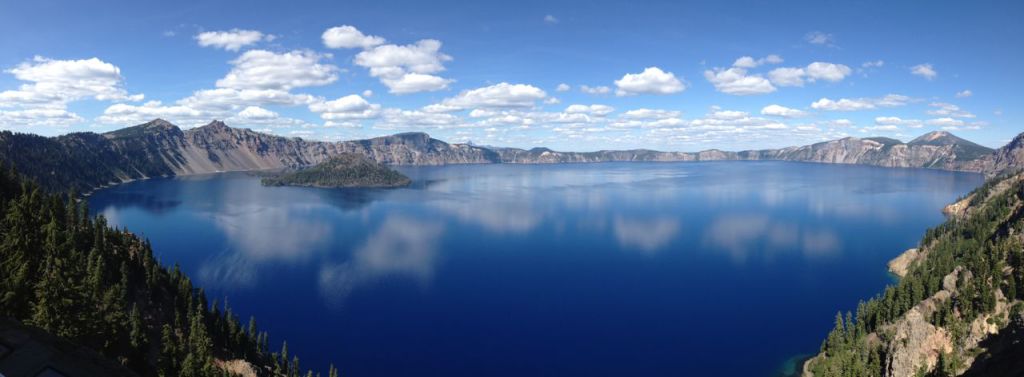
{"left": 201, "top": 120, "right": 230, "bottom": 130}
{"left": 103, "top": 118, "right": 182, "bottom": 139}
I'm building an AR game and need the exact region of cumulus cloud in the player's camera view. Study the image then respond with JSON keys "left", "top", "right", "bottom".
{"left": 580, "top": 85, "right": 611, "bottom": 95}
{"left": 926, "top": 117, "right": 964, "bottom": 127}
{"left": 767, "top": 62, "right": 851, "bottom": 87}
{"left": 955, "top": 90, "right": 972, "bottom": 98}
{"left": 309, "top": 94, "right": 381, "bottom": 126}
{"left": 216, "top": 50, "right": 339, "bottom": 90}
{"left": 375, "top": 108, "right": 464, "bottom": 130}
{"left": 1, "top": 56, "right": 142, "bottom": 108}
{"left": 0, "top": 56, "right": 147, "bottom": 128}
{"left": 614, "top": 67, "right": 686, "bottom": 96}
{"left": 321, "top": 25, "right": 385, "bottom": 49}
{"left": 732, "top": 55, "right": 783, "bottom": 68}
{"left": 620, "top": 108, "right": 681, "bottom": 120}
{"left": 760, "top": 104, "right": 807, "bottom": 118}
{"left": 227, "top": 106, "right": 313, "bottom": 128}
{"left": 354, "top": 39, "right": 454, "bottom": 94}
{"left": 805, "top": 62, "right": 852, "bottom": 82}
{"left": 96, "top": 101, "right": 206, "bottom": 127}
{"left": 874, "top": 116, "right": 923, "bottom": 128}
{"left": 556, "top": 83, "right": 570, "bottom": 92}
{"left": 704, "top": 67, "right": 775, "bottom": 95}
{"left": 811, "top": 94, "right": 911, "bottom": 111}
{"left": 177, "top": 88, "right": 316, "bottom": 114}
{"left": 425, "top": 83, "right": 547, "bottom": 112}
{"left": 195, "top": 29, "right": 272, "bottom": 51}
{"left": 911, "top": 63, "right": 937, "bottom": 80}
{"left": 564, "top": 104, "right": 614, "bottom": 116}
{"left": 927, "top": 102, "right": 975, "bottom": 118}
{"left": 767, "top": 67, "right": 806, "bottom": 87}
{"left": 0, "top": 108, "right": 84, "bottom": 128}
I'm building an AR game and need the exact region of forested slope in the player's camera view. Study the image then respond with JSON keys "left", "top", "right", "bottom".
{"left": 804, "top": 172, "right": 1024, "bottom": 377}
{"left": 0, "top": 164, "right": 337, "bottom": 377}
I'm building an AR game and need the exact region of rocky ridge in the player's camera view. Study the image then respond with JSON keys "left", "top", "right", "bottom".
{"left": 0, "top": 119, "right": 1020, "bottom": 193}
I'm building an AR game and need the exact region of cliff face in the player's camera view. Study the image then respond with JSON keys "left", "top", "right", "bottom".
{"left": 0, "top": 118, "right": 1019, "bottom": 193}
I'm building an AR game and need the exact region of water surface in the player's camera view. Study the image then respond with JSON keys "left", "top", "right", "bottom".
{"left": 88, "top": 161, "right": 983, "bottom": 376}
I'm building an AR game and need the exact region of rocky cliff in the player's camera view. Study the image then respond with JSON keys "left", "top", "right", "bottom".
{"left": 0, "top": 118, "right": 1019, "bottom": 193}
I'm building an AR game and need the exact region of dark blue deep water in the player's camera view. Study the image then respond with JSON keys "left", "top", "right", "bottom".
{"left": 88, "top": 161, "right": 983, "bottom": 376}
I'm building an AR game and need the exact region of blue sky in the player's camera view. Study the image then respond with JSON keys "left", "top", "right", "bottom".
{"left": 0, "top": 0, "right": 1020, "bottom": 151}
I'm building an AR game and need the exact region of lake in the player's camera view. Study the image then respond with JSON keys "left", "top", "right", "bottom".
{"left": 88, "top": 161, "right": 983, "bottom": 376}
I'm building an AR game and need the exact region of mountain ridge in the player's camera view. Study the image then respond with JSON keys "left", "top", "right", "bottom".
{"left": 0, "top": 119, "right": 1020, "bottom": 193}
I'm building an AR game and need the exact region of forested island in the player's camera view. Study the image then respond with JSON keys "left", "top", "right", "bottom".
{"left": 260, "top": 153, "right": 411, "bottom": 188}
{"left": 0, "top": 164, "right": 337, "bottom": 376}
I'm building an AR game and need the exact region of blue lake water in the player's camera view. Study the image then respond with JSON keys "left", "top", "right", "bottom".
{"left": 87, "top": 161, "right": 983, "bottom": 376}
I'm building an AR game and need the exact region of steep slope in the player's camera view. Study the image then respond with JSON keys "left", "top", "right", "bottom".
{"left": 964, "top": 132, "right": 1024, "bottom": 175}
{"left": 803, "top": 172, "right": 1024, "bottom": 377}
{"left": 0, "top": 166, "right": 336, "bottom": 377}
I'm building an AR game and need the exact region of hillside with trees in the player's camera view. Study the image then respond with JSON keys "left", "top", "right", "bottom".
{"left": 804, "top": 172, "right": 1024, "bottom": 376}
{"left": 0, "top": 163, "right": 337, "bottom": 377}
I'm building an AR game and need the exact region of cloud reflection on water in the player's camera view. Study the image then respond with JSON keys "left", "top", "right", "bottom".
{"left": 319, "top": 216, "right": 445, "bottom": 308}
{"left": 703, "top": 214, "right": 840, "bottom": 262}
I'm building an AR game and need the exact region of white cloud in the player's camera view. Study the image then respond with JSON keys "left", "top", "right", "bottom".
{"left": 375, "top": 108, "right": 464, "bottom": 130}
{"left": 321, "top": 25, "right": 385, "bottom": 49}
{"left": 767, "top": 67, "right": 806, "bottom": 87}
{"left": 0, "top": 108, "right": 84, "bottom": 128}
{"left": 767, "top": 62, "right": 851, "bottom": 87}
{"left": 732, "top": 55, "right": 783, "bottom": 68}
{"left": 544, "top": 15, "right": 559, "bottom": 24}
{"left": 216, "top": 50, "right": 339, "bottom": 90}
{"left": 309, "top": 94, "right": 381, "bottom": 124}
{"left": 1, "top": 56, "right": 142, "bottom": 108}
{"left": 227, "top": 106, "right": 313, "bottom": 128}
{"left": 362, "top": 89, "right": 373, "bottom": 97}
{"left": 620, "top": 108, "right": 681, "bottom": 120}
{"left": 875, "top": 116, "right": 922, "bottom": 128}
{"left": 804, "top": 62, "right": 852, "bottom": 82}
{"left": 911, "top": 63, "right": 937, "bottom": 80}
{"left": 556, "top": 83, "right": 571, "bottom": 92}
{"left": 704, "top": 67, "right": 775, "bottom": 95}
{"left": 926, "top": 117, "right": 964, "bottom": 127}
{"left": 236, "top": 105, "right": 278, "bottom": 120}
{"left": 96, "top": 101, "right": 206, "bottom": 127}
{"left": 760, "top": 104, "right": 807, "bottom": 118}
{"left": 927, "top": 102, "right": 974, "bottom": 118}
{"left": 564, "top": 104, "right": 614, "bottom": 116}
{"left": 614, "top": 67, "right": 686, "bottom": 96}
{"left": 805, "top": 31, "right": 835, "bottom": 46}
{"left": 177, "top": 88, "right": 316, "bottom": 114}
{"left": 955, "top": 89, "right": 972, "bottom": 98}
{"left": 195, "top": 29, "right": 271, "bottom": 51}
{"left": 426, "top": 83, "right": 547, "bottom": 112}
{"left": 811, "top": 94, "right": 911, "bottom": 111}
{"left": 354, "top": 39, "right": 454, "bottom": 93}
{"left": 580, "top": 85, "right": 611, "bottom": 95}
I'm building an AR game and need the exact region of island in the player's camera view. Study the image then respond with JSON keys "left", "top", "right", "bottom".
{"left": 260, "top": 153, "right": 412, "bottom": 188}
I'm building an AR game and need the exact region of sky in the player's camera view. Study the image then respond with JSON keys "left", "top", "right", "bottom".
{"left": 0, "top": 0, "right": 1021, "bottom": 151}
